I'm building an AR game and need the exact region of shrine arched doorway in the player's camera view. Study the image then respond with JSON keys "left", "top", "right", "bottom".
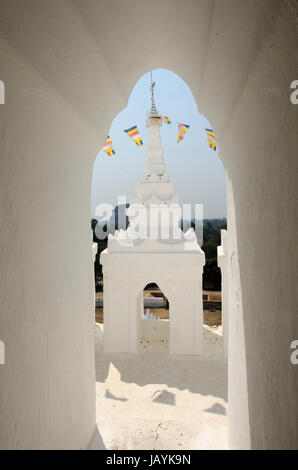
{"left": 133, "top": 280, "right": 175, "bottom": 353}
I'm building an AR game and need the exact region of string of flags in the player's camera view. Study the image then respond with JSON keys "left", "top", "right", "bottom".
{"left": 124, "top": 125, "right": 143, "bottom": 147}
{"left": 102, "top": 119, "right": 218, "bottom": 156}
{"left": 177, "top": 123, "right": 190, "bottom": 143}
{"left": 205, "top": 128, "right": 217, "bottom": 152}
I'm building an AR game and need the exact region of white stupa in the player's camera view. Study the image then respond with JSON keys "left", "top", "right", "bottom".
{"left": 100, "top": 75, "right": 205, "bottom": 354}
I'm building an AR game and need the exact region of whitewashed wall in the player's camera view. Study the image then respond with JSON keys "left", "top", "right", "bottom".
{"left": 0, "top": 0, "right": 297, "bottom": 449}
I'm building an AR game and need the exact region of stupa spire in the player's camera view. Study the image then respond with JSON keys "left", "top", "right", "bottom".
{"left": 131, "top": 72, "right": 177, "bottom": 206}
{"left": 150, "top": 71, "right": 159, "bottom": 117}
{"left": 144, "top": 73, "right": 165, "bottom": 178}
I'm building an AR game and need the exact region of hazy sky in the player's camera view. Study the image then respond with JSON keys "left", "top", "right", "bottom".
{"left": 91, "top": 69, "right": 226, "bottom": 219}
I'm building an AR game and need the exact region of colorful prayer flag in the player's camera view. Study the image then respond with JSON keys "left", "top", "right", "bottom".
{"left": 205, "top": 128, "right": 217, "bottom": 151}
{"left": 103, "top": 136, "right": 116, "bottom": 156}
{"left": 177, "top": 123, "right": 190, "bottom": 143}
{"left": 124, "top": 125, "right": 143, "bottom": 147}
{"left": 161, "top": 116, "right": 171, "bottom": 124}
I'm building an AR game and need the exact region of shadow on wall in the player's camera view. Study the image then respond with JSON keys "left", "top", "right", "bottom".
{"left": 105, "top": 389, "right": 128, "bottom": 402}
{"left": 204, "top": 403, "right": 226, "bottom": 415}
{"left": 88, "top": 426, "right": 106, "bottom": 450}
{"left": 151, "top": 389, "right": 176, "bottom": 406}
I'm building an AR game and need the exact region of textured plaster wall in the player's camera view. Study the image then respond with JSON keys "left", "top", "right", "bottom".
{"left": 0, "top": 0, "right": 124, "bottom": 449}
{"left": 0, "top": 0, "right": 297, "bottom": 449}
{"left": 141, "top": 319, "right": 169, "bottom": 343}
{"left": 222, "top": 4, "right": 298, "bottom": 448}
{"left": 101, "top": 260, "right": 204, "bottom": 355}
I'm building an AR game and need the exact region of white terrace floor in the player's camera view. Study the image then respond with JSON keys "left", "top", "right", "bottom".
{"left": 91, "top": 324, "right": 228, "bottom": 450}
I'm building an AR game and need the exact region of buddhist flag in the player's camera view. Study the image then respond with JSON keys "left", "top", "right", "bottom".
{"left": 161, "top": 116, "right": 171, "bottom": 124}
{"left": 205, "top": 128, "right": 217, "bottom": 151}
{"left": 124, "top": 125, "right": 143, "bottom": 147}
{"left": 177, "top": 123, "right": 190, "bottom": 143}
{"left": 103, "top": 136, "right": 116, "bottom": 156}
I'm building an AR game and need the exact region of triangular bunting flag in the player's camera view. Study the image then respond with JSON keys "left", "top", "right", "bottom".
{"left": 103, "top": 136, "right": 116, "bottom": 156}
{"left": 177, "top": 123, "right": 190, "bottom": 143}
{"left": 205, "top": 128, "right": 217, "bottom": 151}
{"left": 161, "top": 116, "right": 171, "bottom": 124}
{"left": 124, "top": 126, "right": 143, "bottom": 147}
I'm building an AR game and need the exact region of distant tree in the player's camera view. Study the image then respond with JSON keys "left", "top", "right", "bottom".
{"left": 91, "top": 219, "right": 107, "bottom": 291}
{"left": 202, "top": 219, "right": 227, "bottom": 291}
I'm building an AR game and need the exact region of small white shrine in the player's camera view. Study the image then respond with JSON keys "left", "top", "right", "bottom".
{"left": 100, "top": 77, "right": 205, "bottom": 355}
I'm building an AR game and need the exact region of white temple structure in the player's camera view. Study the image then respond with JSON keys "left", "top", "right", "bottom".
{"left": 217, "top": 229, "right": 229, "bottom": 358}
{"left": 100, "top": 77, "right": 205, "bottom": 355}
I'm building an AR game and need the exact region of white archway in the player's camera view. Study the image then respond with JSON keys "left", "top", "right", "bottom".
{"left": 1, "top": 1, "right": 297, "bottom": 450}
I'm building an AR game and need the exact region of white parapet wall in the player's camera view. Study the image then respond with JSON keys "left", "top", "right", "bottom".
{"left": 141, "top": 318, "right": 169, "bottom": 343}
{"left": 217, "top": 229, "right": 229, "bottom": 358}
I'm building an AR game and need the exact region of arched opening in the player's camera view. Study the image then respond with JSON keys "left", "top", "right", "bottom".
{"left": 1, "top": 2, "right": 296, "bottom": 451}
{"left": 92, "top": 68, "right": 228, "bottom": 449}
{"left": 141, "top": 283, "right": 170, "bottom": 351}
